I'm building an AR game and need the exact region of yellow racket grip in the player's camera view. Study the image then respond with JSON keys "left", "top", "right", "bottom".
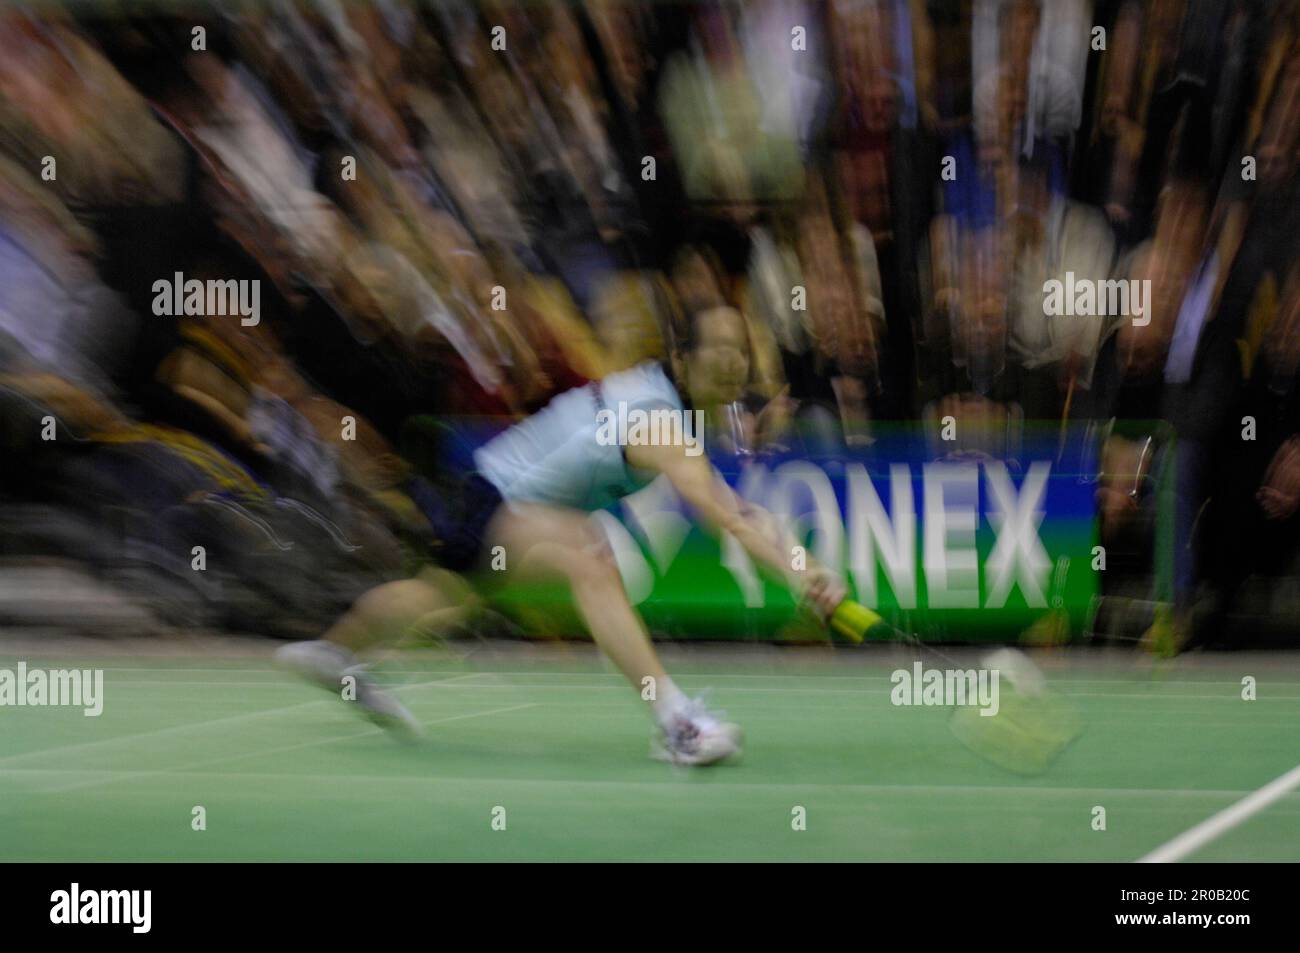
{"left": 829, "top": 599, "right": 885, "bottom": 643}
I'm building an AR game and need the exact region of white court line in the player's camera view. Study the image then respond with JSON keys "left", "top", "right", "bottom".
{"left": 95, "top": 681, "right": 1300, "bottom": 703}
{"left": 0, "top": 673, "right": 470, "bottom": 768}
{"left": 8, "top": 772, "right": 1300, "bottom": 802}
{"left": 89, "top": 670, "right": 1300, "bottom": 686}
{"left": 60, "top": 678, "right": 1300, "bottom": 702}
{"left": 43, "top": 703, "right": 538, "bottom": 795}
{"left": 87, "top": 667, "right": 1300, "bottom": 686}
{"left": 46, "top": 681, "right": 1300, "bottom": 705}
{"left": 62, "top": 672, "right": 505, "bottom": 688}
{"left": 156, "top": 680, "right": 1278, "bottom": 702}
{"left": 1137, "top": 762, "right": 1300, "bottom": 863}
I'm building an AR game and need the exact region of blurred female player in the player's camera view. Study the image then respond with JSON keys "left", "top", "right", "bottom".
{"left": 278, "top": 303, "right": 846, "bottom": 765}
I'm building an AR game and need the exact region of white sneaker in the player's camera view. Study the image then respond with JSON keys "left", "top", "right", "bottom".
{"left": 342, "top": 664, "right": 423, "bottom": 741}
{"left": 274, "top": 640, "right": 422, "bottom": 741}
{"left": 651, "top": 696, "right": 743, "bottom": 766}
{"left": 274, "top": 640, "right": 354, "bottom": 690}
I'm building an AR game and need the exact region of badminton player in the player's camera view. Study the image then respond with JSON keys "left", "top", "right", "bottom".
{"left": 278, "top": 304, "right": 846, "bottom": 764}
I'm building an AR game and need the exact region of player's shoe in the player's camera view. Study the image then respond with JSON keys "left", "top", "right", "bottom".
{"left": 274, "top": 639, "right": 354, "bottom": 691}
{"left": 650, "top": 696, "right": 742, "bottom": 766}
{"left": 342, "top": 664, "right": 423, "bottom": 740}
{"left": 274, "top": 640, "right": 422, "bottom": 741}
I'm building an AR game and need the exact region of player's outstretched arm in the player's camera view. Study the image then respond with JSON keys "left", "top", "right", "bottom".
{"left": 625, "top": 441, "right": 845, "bottom": 617}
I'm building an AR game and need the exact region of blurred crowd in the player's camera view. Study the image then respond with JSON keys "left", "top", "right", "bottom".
{"left": 0, "top": 0, "right": 1297, "bottom": 647}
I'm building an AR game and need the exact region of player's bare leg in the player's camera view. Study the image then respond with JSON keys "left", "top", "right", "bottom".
{"left": 275, "top": 569, "right": 466, "bottom": 740}
{"left": 485, "top": 501, "right": 741, "bottom": 764}
{"left": 323, "top": 568, "right": 468, "bottom": 655}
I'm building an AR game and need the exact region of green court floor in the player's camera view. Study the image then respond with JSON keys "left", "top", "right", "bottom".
{"left": 1, "top": 641, "right": 1296, "bottom": 861}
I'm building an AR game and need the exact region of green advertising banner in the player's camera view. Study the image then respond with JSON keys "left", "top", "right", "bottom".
{"left": 471, "top": 424, "right": 1109, "bottom": 643}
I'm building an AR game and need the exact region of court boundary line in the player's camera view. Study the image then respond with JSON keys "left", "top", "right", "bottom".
{"left": 30, "top": 680, "right": 1300, "bottom": 702}
{"left": 0, "top": 673, "right": 477, "bottom": 768}
{"left": 79, "top": 666, "right": 1300, "bottom": 687}
{"left": 7, "top": 770, "right": 1300, "bottom": 802}
{"left": 41, "top": 702, "right": 539, "bottom": 795}
{"left": 1137, "top": 762, "right": 1300, "bottom": 862}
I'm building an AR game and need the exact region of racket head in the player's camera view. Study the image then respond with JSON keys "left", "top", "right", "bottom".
{"left": 948, "top": 650, "right": 1082, "bottom": 775}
